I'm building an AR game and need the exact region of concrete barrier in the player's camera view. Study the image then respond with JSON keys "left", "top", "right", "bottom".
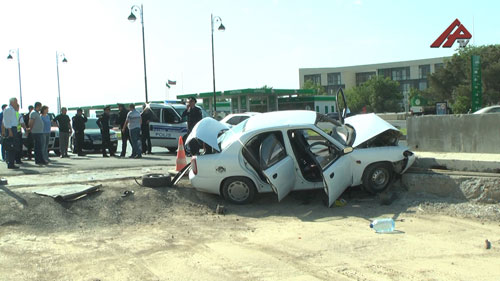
{"left": 407, "top": 114, "right": 500, "bottom": 153}
{"left": 376, "top": 112, "right": 407, "bottom": 121}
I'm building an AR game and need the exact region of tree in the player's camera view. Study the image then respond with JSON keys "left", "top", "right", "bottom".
{"left": 302, "top": 80, "right": 326, "bottom": 95}
{"left": 260, "top": 85, "right": 273, "bottom": 89}
{"left": 428, "top": 44, "right": 500, "bottom": 113}
{"left": 345, "top": 76, "right": 402, "bottom": 113}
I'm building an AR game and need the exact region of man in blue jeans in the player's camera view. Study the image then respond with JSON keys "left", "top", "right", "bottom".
{"left": 123, "top": 104, "right": 142, "bottom": 158}
{"left": 28, "top": 102, "right": 46, "bottom": 165}
{"left": 2, "top": 98, "right": 20, "bottom": 169}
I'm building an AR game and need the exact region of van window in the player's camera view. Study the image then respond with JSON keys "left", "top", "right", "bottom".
{"left": 150, "top": 108, "right": 161, "bottom": 122}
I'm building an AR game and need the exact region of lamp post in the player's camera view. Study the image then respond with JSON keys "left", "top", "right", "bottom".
{"left": 211, "top": 14, "right": 225, "bottom": 115}
{"left": 6, "top": 49, "right": 23, "bottom": 109}
{"left": 128, "top": 4, "right": 149, "bottom": 103}
{"left": 56, "top": 51, "right": 68, "bottom": 114}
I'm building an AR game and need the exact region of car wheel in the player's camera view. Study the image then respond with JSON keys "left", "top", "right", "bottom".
{"left": 222, "top": 177, "right": 256, "bottom": 205}
{"left": 142, "top": 174, "right": 172, "bottom": 188}
{"left": 53, "top": 149, "right": 61, "bottom": 156}
{"left": 362, "top": 162, "right": 393, "bottom": 194}
{"left": 167, "top": 147, "right": 178, "bottom": 153}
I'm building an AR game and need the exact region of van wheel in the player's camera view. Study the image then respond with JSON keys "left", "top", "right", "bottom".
{"left": 167, "top": 147, "right": 177, "bottom": 153}
{"left": 362, "top": 163, "right": 393, "bottom": 194}
{"left": 222, "top": 177, "right": 256, "bottom": 205}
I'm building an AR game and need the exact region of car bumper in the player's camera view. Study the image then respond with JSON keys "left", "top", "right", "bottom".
{"left": 189, "top": 170, "right": 222, "bottom": 195}
{"left": 82, "top": 140, "right": 118, "bottom": 151}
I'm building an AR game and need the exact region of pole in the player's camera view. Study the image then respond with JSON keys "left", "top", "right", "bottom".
{"left": 16, "top": 49, "right": 23, "bottom": 109}
{"left": 140, "top": 4, "right": 149, "bottom": 103}
{"left": 56, "top": 51, "right": 61, "bottom": 114}
{"left": 211, "top": 13, "right": 217, "bottom": 114}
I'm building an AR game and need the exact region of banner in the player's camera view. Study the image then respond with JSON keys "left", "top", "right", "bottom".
{"left": 471, "top": 55, "right": 482, "bottom": 112}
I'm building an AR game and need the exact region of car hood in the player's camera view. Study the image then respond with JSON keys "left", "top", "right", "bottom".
{"left": 344, "top": 113, "right": 400, "bottom": 147}
{"left": 186, "top": 117, "right": 229, "bottom": 152}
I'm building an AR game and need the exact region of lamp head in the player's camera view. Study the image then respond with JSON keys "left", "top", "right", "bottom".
{"left": 218, "top": 23, "right": 225, "bottom": 31}
{"left": 128, "top": 13, "right": 137, "bottom": 22}
{"left": 62, "top": 57, "right": 68, "bottom": 63}
{"left": 7, "top": 54, "right": 13, "bottom": 60}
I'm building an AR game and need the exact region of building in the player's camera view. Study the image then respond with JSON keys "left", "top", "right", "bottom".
{"left": 299, "top": 57, "right": 450, "bottom": 96}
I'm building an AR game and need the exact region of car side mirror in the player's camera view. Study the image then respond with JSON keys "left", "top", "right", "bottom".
{"left": 343, "top": 147, "right": 353, "bottom": 154}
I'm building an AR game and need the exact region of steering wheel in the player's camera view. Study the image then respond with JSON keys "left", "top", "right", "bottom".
{"left": 308, "top": 141, "right": 331, "bottom": 155}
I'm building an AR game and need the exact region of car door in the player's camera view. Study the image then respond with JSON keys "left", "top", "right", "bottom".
{"left": 301, "top": 129, "right": 353, "bottom": 207}
{"left": 259, "top": 133, "right": 296, "bottom": 201}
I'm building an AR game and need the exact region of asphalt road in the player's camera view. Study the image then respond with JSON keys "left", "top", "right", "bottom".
{"left": 0, "top": 141, "right": 179, "bottom": 176}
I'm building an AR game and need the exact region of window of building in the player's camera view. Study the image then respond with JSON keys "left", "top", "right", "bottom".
{"left": 315, "top": 106, "right": 319, "bottom": 112}
{"left": 419, "top": 65, "right": 431, "bottom": 79}
{"left": 435, "top": 63, "right": 444, "bottom": 71}
{"left": 418, "top": 81, "right": 427, "bottom": 91}
{"left": 355, "top": 71, "right": 376, "bottom": 86}
{"left": 377, "top": 68, "right": 391, "bottom": 78}
{"left": 391, "top": 67, "right": 410, "bottom": 81}
{"left": 304, "top": 74, "right": 321, "bottom": 85}
{"left": 327, "top": 72, "right": 341, "bottom": 85}
{"left": 325, "top": 106, "right": 328, "bottom": 113}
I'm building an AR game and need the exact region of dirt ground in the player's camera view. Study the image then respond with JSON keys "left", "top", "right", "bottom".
{"left": 1, "top": 179, "right": 499, "bottom": 281}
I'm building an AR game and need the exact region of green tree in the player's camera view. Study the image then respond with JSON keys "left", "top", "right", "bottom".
{"left": 302, "top": 80, "right": 326, "bottom": 95}
{"left": 345, "top": 76, "right": 402, "bottom": 113}
{"left": 260, "top": 85, "right": 273, "bottom": 89}
{"left": 428, "top": 44, "right": 500, "bottom": 113}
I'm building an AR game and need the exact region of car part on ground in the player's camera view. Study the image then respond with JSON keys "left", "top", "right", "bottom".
{"left": 142, "top": 174, "right": 172, "bottom": 188}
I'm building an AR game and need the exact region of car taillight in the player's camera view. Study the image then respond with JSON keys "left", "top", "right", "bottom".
{"left": 191, "top": 156, "right": 198, "bottom": 175}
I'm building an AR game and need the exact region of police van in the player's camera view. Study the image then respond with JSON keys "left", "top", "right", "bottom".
{"left": 148, "top": 103, "right": 209, "bottom": 152}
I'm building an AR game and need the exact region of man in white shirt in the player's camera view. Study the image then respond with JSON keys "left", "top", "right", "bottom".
{"left": 123, "top": 104, "right": 142, "bottom": 158}
{"left": 2, "top": 97, "right": 20, "bottom": 169}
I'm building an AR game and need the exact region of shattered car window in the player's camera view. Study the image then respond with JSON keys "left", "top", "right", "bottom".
{"left": 218, "top": 119, "right": 248, "bottom": 151}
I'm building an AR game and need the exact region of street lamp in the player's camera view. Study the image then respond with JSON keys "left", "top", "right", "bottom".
{"left": 56, "top": 51, "right": 68, "bottom": 114}
{"left": 211, "top": 14, "right": 225, "bottom": 115}
{"left": 6, "top": 49, "right": 23, "bottom": 109}
{"left": 128, "top": 4, "right": 149, "bottom": 103}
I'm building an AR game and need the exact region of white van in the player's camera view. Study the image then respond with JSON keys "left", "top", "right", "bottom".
{"left": 148, "top": 103, "right": 209, "bottom": 152}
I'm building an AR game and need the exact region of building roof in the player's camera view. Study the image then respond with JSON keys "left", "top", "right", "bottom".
{"left": 177, "top": 88, "right": 316, "bottom": 99}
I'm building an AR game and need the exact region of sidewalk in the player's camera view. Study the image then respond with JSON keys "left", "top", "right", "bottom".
{"left": 413, "top": 151, "right": 500, "bottom": 173}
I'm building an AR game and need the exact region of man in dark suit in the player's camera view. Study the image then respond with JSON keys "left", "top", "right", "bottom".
{"left": 72, "top": 108, "right": 87, "bottom": 156}
{"left": 97, "top": 106, "right": 115, "bottom": 157}
{"left": 181, "top": 97, "right": 203, "bottom": 155}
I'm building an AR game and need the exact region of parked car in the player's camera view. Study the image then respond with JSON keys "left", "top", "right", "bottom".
{"left": 187, "top": 110, "right": 415, "bottom": 207}
{"left": 22, "top": 113, "right": 60, "bottom": 156}
{"left": 147, "top": 103, "right": 209, "bottom": 152}
{"left": 473, "top": 105, "right": 500, "bottom": 114}
{"left": 220, "top": 112, "right": 261, "bottom": 128}
{"left": 70, "top": 118, "right": 118, "bottom": 154}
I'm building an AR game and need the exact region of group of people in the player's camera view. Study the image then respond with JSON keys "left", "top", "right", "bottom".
{"left": 0, "top": 98, "right": 54, "bottom": 169}
{"left": 1, "top": 97, "right": 203, "bottom": 170}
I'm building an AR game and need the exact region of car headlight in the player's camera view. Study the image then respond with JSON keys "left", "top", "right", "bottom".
{"left": 85, "top": 134, "right": 92, "bottom": 141}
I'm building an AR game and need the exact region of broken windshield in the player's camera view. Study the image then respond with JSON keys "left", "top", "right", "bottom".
{"left": 217, "top": 119, "right": 248, "bottom": 151}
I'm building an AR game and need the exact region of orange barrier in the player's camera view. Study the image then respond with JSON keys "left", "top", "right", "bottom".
{"left": 176, "top": 137, "right": 188, "bottom": 171}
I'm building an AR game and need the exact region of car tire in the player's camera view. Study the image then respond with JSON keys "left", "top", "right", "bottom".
{"left": 222, "top": 177, "right": 256, "bottom": 205}
{"left": 167, "top": 147, "right": 178, "bottom": 153}
{"left": 142, "top": 174, "right": 172, "bottom": 188}
{"left": 53, "top": 149, "right": 61, "bottom": 156}
{"left": 362, "top": 162, "right": 393, "bottom": 194}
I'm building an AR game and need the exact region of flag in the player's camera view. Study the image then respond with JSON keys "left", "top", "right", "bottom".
{"left": 166, "top": 83, "right": 171, "bottom": 89}
{"left": 168, "top": 80, "right": 177, "bottom": 85}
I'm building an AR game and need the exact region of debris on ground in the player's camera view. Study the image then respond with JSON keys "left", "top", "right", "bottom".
{"left": 215, "top": 204, "right": 225, "bottom": 215}
{"left": 33, "top": 184, "right": 101, "bottom": 201}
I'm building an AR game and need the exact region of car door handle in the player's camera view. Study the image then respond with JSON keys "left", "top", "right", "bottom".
{"left": 330, "top": 172, "right": 334, "bottom": 179}
{"left": 273, "top": 173, "right": 278, "bottom": 179}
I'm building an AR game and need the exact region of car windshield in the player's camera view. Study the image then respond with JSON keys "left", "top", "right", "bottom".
{"left": 85, "top": 118, "right": 100, "bottom": 129}
{"left": 217, "top": 119, "right": 248, "bottom": 151}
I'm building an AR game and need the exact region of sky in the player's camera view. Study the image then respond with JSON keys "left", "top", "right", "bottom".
{"left": 1, "top": 0, "right": 499, "bottom": 111}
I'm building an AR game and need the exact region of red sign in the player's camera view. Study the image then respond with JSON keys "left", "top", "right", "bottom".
{"left": 431, "top": 19, "right": 472, "bottom": 48}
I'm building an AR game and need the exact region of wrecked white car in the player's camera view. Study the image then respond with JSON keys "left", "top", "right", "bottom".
{"left": 186, "top": 109, "right": 415, "bottom": 207}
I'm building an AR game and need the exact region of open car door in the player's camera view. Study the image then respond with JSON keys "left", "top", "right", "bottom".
{"left": 259, "top": 133, "right": 295, "bottom": 201}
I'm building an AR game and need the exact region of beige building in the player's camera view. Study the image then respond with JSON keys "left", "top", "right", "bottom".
{"left": 299, "top": 57, "right": 450, "bottom": 96}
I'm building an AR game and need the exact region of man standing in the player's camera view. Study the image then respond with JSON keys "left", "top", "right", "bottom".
{"left": 2, "top": 98, "right": 20, "bottom": 169}
{"left": 116, "top": 104, "right": 130, "bottom": 157}
{"left": 0, "top": 104, "right": 7, "bottom": 161}
{"left": 96, "top": 106, "right": 115, "bottom": 157}
{"left": 181, "top": 97, "right": 203, "bottom": 155}
{"left": 23, "top": 105, "right": 34, "bottom": 160}
{"left": 54, "top": 107, "right": 72, "bottom": 158}
{"left": 140, "top": 104, "right": 152, "bottom": 154}
{"left": 29, "top": 102, "right": 45, "bottom": 165}
{"left": 72, "top": 108, "right": 87, "bottom": 156}
{"left": 123, "top": 104, "right": 142, "bottom": 158}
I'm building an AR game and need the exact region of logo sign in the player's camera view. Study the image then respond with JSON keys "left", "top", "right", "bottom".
{"left": 431, "top": 19, "right": 472, "bottom": 48}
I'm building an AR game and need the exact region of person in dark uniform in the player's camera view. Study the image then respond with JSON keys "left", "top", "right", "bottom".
{"left": 140, "top": 104, "right": 152, "bottom": 154}
{"left": 96, "top": 106, "right": 115, "bottom": 157}
{"left": 23, "top": 105, "right": 34, "bottom": 160}
{"left": 72, "top": 108, "right": 87, "bottom": 156}
{"left": 116, "top": 104, "right": 131, "bottom": 157}
{"left": 181, "top": 97, "right": 203, "bottom": 155}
